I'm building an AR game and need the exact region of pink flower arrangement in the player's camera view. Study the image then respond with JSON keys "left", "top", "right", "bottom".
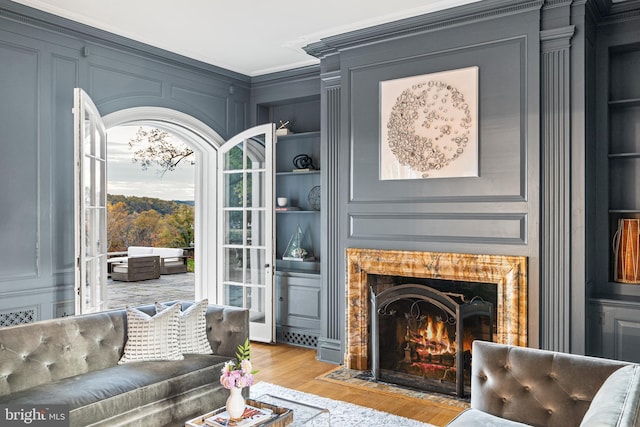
{"left": 220, "top": 338, "right": 257, "bottom": 389}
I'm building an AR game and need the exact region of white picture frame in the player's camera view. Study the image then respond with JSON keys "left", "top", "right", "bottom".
{"left": 380, "top": 66, "right": 479, "bottom": 180}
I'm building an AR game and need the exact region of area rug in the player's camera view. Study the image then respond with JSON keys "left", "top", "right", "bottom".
{"left": 250, "top": 381, "right": 437, "bottom": 426}
{"left": 317, "top": 366, "right": 470, "bottom": 410}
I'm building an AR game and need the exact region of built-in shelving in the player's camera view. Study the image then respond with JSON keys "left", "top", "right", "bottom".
{"left": 256, "top": 94, "right": 322, "bottom": 348}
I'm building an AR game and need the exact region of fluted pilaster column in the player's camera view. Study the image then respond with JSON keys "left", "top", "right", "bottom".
{"left": 540, "top": 24, "right": 575, "bottom": 351}
{"left": 317, "top": 70, "right": 343, "bottom": 363}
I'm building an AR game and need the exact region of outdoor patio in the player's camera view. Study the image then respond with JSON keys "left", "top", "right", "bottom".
{"left": 107, "top": 273, "right": 195, "bottom": 309}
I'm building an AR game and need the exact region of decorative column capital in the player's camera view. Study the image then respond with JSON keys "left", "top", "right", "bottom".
{"left": 540, "top": 25, "right": 576, "bottom": 51}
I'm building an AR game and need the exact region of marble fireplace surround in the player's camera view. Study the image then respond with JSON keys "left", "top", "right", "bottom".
{"left": 346, "top": 248, "right": 528, "bottom": 370}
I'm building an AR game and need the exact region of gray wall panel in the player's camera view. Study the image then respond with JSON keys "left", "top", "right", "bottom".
{"left": 51, "top": 54, "right": 78, "bottom": 274}
{"left": 0, "top": 41, "right": 39, "bottom": 281}
{"left": 349, "top": 213, "right": 526, "bottom": 244}
{"left": 171, "top": 85, "right": 228, "bottom": 134}
{"left": 89, "top": 64, "right": 164, "bottom": 104}
{"left": 349, "top": 37, "right": 527, "bottom": 202}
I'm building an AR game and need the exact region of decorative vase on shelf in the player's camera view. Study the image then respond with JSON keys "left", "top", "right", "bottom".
{"left": 226, "top": 386, "right": 245, "bottom": 420}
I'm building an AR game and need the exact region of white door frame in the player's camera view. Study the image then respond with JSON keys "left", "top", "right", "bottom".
{"left": 103, "top": 107, "right": 225, "bottom": 302}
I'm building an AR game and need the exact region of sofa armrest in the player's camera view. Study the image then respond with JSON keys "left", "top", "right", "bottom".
{"left": 470, "top": 341, "right": 629, "bottom": 427}
{"left": 203, "top": 303, "right": 249, "bottom": 358}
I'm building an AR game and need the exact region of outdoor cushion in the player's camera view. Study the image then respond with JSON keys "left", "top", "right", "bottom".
{"left": 127, "top": 246, "right": 154, "bottom": 256}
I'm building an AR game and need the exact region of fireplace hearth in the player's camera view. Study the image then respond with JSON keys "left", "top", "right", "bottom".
{"left": 346, "top": 249, "right": 528, "bottom": 379}
{"left": 371, "top": 283, "right": 493, "bottom": 396}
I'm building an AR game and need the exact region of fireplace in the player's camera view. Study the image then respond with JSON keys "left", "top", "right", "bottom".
{"left": 371, "top": 281, "right": 493, "bottom": 396}
{"left": 346, "top": 249, "right": 527, "bottom": 394}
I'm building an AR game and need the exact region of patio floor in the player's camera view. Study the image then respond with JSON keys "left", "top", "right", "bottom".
{"left": 107, "top": 273, "right": 195, "bottom": 309}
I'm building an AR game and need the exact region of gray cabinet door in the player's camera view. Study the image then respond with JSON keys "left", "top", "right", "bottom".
{"left": 276, "top": 271, "right": 321, "bottom": 347}
{"left": 593, "top": 300, "right": 640, "bottom": 363}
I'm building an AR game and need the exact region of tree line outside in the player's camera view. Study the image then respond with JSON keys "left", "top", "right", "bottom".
{"left": 107, "top": 194, "right": 194, "bottom": 254}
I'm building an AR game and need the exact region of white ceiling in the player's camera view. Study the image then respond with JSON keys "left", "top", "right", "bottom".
{"left": 10, "top": 0, "right": 482, "bottom": 76}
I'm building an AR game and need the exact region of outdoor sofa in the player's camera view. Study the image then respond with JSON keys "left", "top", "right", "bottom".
{"left": 111, "top": 255, "right": 161, "bottom": 281}
{"left": 109, "top": 246, "right": 188, "bottom": 279}
{"left": 447, "top": 340, "right": 640, "bottom": 426}
{"left": 0, "top": 300, "right": 248, "bottom": 427}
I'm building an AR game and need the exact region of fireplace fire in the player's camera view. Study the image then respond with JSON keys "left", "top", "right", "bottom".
{"left": 371, "top": 283, "right": 493, "bottom": 396}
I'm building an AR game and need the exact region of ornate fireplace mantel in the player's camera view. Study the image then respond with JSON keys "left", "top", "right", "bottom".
{"left": 346, "top": 248, "right": 528, "bottom": 370}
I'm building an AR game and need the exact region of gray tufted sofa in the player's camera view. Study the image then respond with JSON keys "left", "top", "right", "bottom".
{"left": 0, "top": 301, "right": 249, "bottom": 427}
{"left": 447, "top": 340, "right": 640, "bottom": 427}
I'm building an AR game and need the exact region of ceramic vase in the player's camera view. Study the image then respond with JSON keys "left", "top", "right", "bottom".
{"left": 226, "top": 386, "right": 245, "bottom": 420}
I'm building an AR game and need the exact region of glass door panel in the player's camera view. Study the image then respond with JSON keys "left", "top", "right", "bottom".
{"left": 218, "top": 124, "right": 274, "bottom": 342}
{"left": 74, "top": 88, "right": 108, "bottom": 314}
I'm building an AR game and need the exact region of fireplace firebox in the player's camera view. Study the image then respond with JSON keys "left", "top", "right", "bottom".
{"left": 371, "top": 283, "right": 493, "bottom": 397}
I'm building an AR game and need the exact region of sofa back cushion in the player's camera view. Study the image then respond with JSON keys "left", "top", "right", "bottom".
{"left": 471, "top": 340, "right": 628, "bottom": 427}
{"left": 128, "top": 246, "right": 153, "bottom": 256}
{"left": 0, "top": 310, "right": 126, "bottom": 396}
{"left": 152, "top": 247, "right": 183, "bottom": 260}
{"left": 580, "top": 364, "right": 640, "bottom": 427}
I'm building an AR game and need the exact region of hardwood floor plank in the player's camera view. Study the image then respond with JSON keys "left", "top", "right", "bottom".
{"left": 250, "top": 342, "right": 463, "bottom": 426}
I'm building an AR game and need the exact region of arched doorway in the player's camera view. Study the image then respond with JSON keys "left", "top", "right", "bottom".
{"left": 103, "top": 107, "right": 224, "bottom": 302}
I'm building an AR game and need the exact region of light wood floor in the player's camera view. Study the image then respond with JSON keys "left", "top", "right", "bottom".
{"left": 250, "top": 342, "right": 464, "bottom": 426}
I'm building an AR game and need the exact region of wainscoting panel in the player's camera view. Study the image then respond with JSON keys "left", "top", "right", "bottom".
{"left": 88, "top": 63, "right": 163, "bottom": 104}
{"left": 171, "top": 85, "right": 228, "bottom": 134}
{"left": 0, "top": 39, "right": 39, "bottom": 281}
{"left": 349, "top": 212, "right": 526, "bottom": 244}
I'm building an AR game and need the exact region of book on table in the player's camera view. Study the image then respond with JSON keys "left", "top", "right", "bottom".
{"left": 204, "top": 405, "right": 273, "bottom": 427}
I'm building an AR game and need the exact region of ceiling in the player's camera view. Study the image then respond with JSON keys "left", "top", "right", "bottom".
{"left": 10, "top": 0, "right": 482, "bottom": 76}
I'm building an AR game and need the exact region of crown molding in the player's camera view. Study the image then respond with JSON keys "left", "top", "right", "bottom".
{"left": 250, "top": 64, "right": 320, "bottom": 87}
{"left": 303, "top": 0, "right": 544, "bottom": 58}
{"left": 599, "top": 0, "right": 640, "bottom": 23}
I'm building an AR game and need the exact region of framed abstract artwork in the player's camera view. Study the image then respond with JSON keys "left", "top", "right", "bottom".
{"left": 380, "top": 66, "right": 479, "bottom": 180}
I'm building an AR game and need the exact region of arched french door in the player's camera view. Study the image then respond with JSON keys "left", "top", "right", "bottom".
{"left": 76, "top": 99, "right": 275, "bottom": 342}
{"left": 103, "top": 107, "right": 225, "bottom": 301}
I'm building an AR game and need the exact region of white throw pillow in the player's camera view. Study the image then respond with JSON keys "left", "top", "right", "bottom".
{"left": 118, "top": 303, "right": 183, "bottom": 364}
{"left": 156, "top": 300, "right": 212, "bottom": 355}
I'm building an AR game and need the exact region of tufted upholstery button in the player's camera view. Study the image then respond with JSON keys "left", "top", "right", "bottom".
{"left": 547, "top": 409, "right": 553, "bottom": 415}
{"left": 501, "top": 397, "right": 508, "bottom": 404}
{"left": 548, "top": 372, "right": 557, "bottom": 380}
{"left": 503, "top": 364, "right": 510, "bottom": 371}
{"left": 480, "top": 374, "right": 488, "bottom": 381}
{"left": 523, "top": 385, "right": 531, "bottom": 392}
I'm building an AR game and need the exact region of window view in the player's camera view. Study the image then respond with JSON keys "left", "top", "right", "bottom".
{"left": 106, "top": 125, "right": 196, "bottom": 308}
